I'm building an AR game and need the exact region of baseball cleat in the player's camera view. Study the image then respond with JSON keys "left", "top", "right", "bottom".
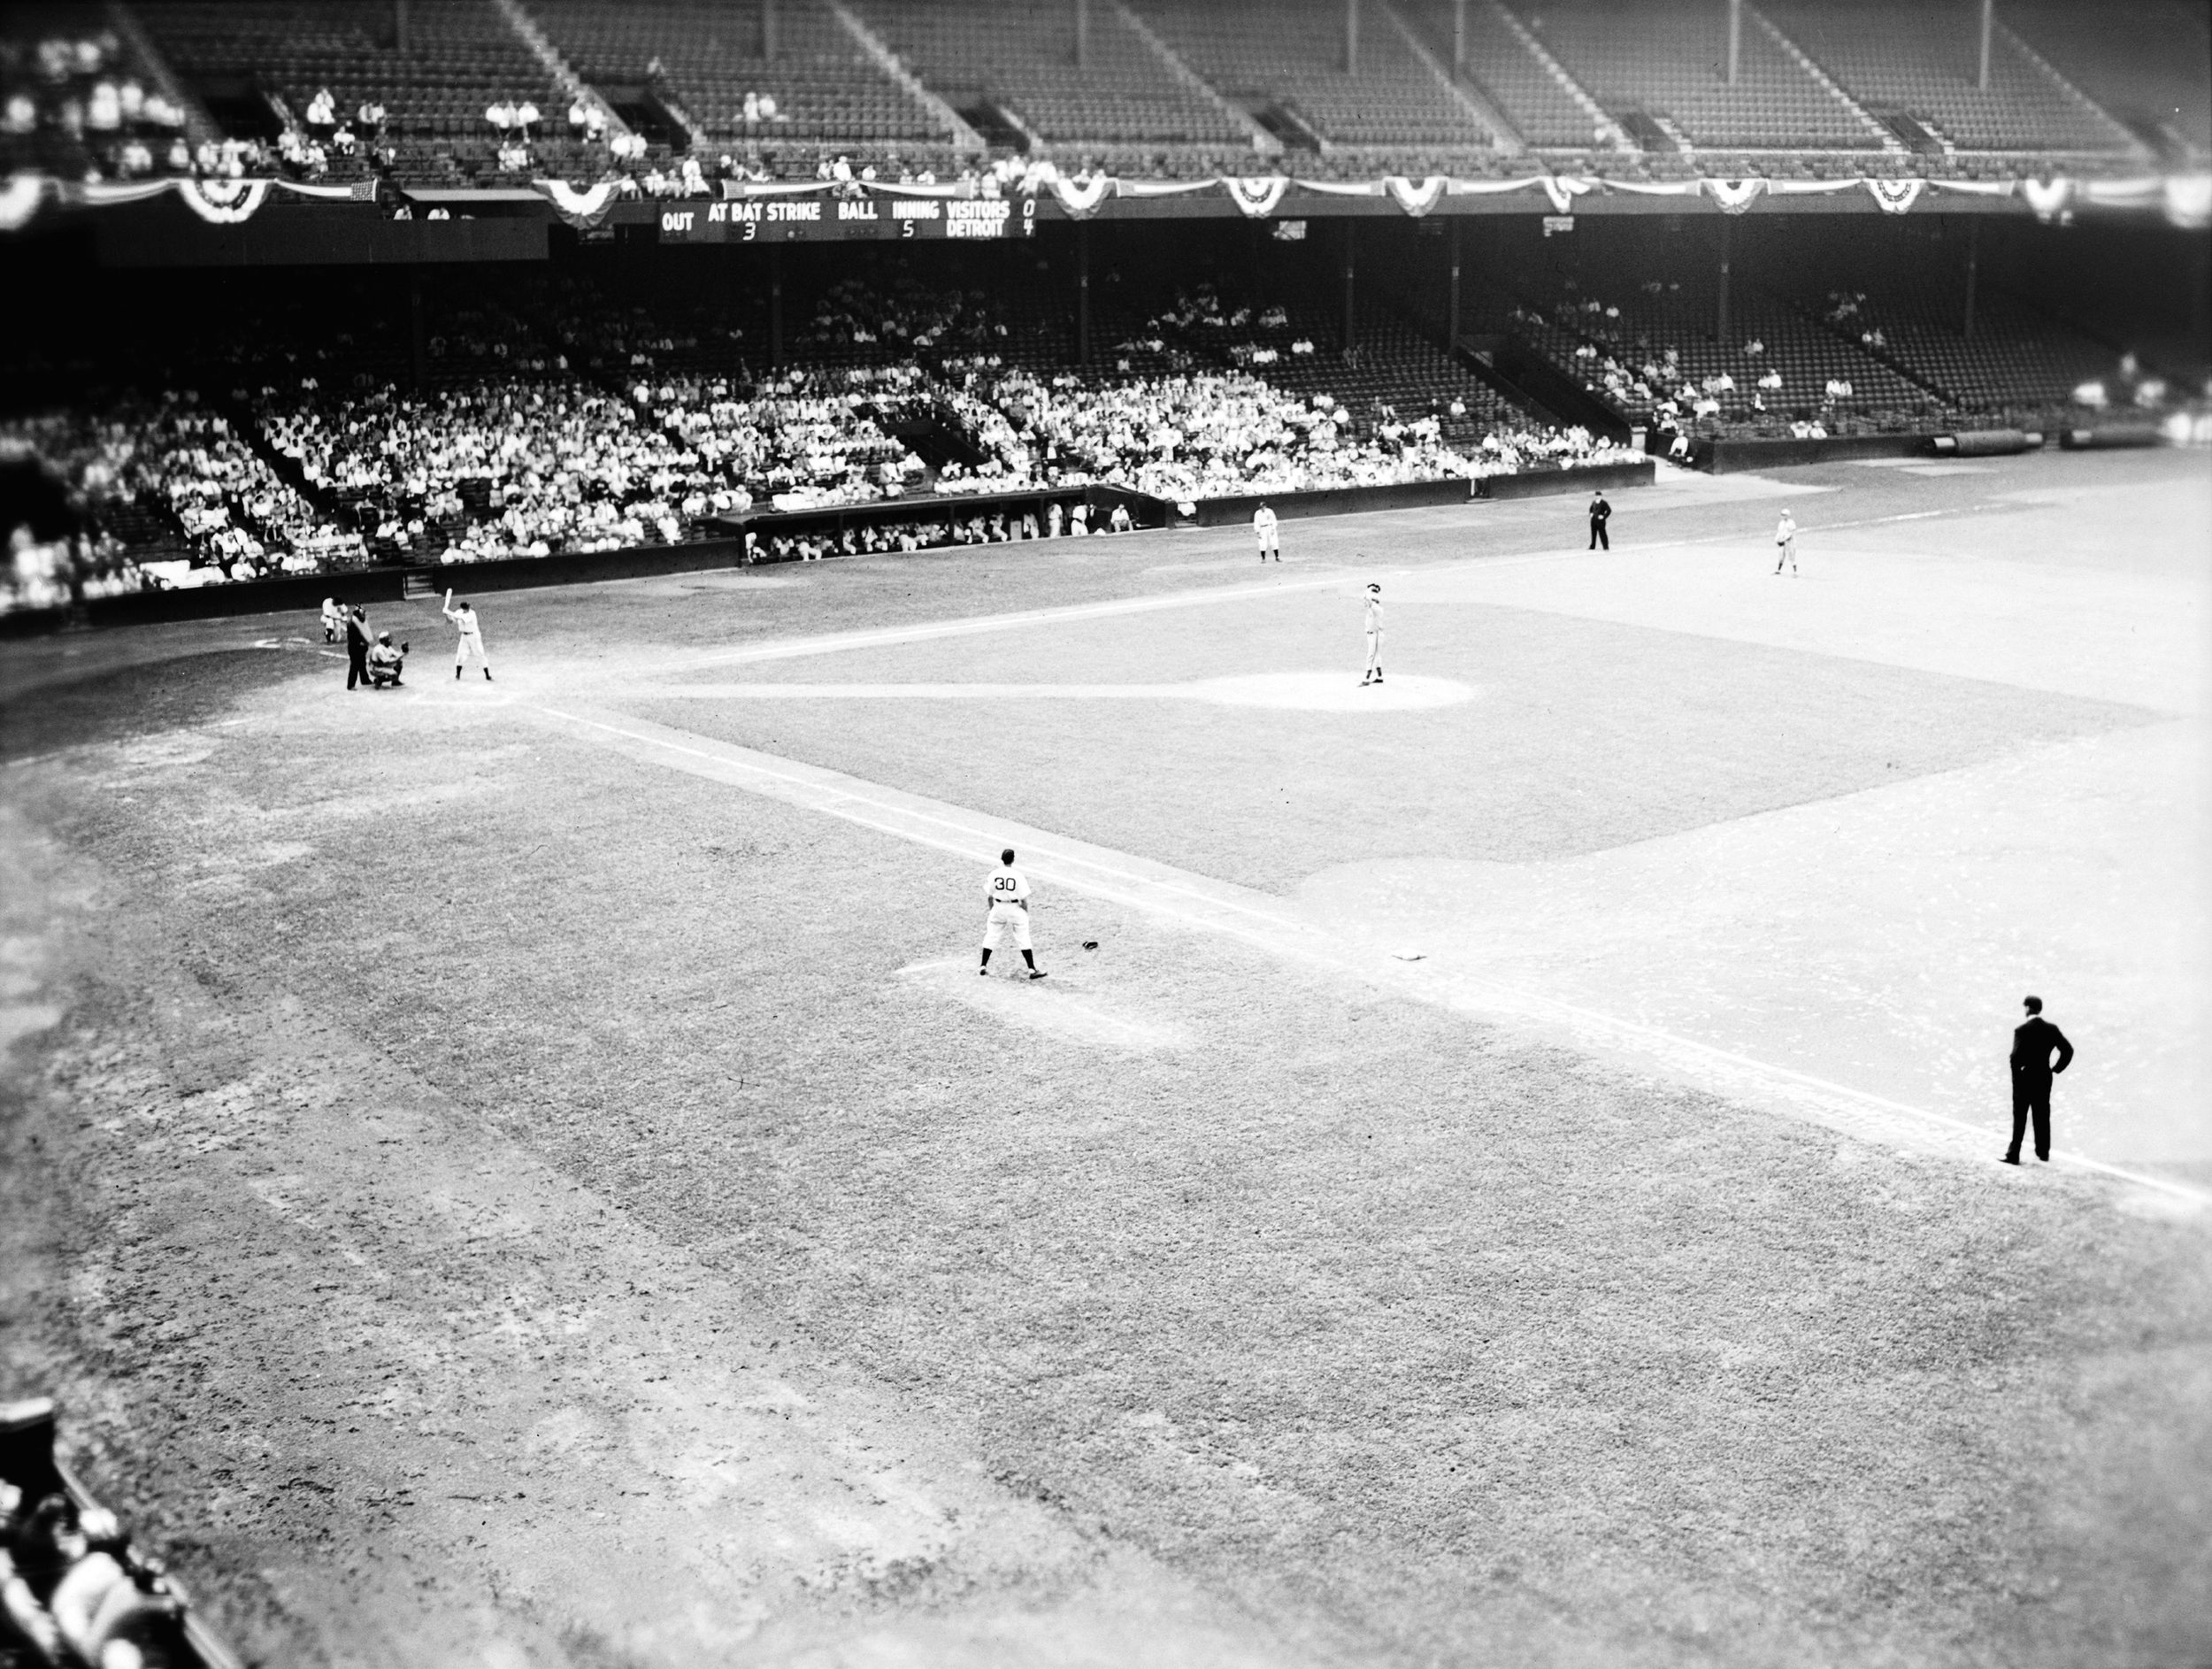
{"left": 1028, "top": 971, "right": 1048, "bottom": 980}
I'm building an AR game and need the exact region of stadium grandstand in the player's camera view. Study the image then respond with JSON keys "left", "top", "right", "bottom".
{"left": 1, "top": 0, "right": 2206, "bottom": 617}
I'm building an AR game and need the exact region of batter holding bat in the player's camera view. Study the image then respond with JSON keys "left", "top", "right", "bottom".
{"left": 444, "top": 590, "right": 493, "bottom": 681}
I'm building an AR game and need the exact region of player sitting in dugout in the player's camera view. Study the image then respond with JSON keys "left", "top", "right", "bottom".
{"left": 365, "top": 633, "right": 408, "bottom": 688}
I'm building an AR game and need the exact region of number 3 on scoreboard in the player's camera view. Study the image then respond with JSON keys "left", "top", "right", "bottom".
{"left": 741, "top": 220, "right": 756, "bottom": 242}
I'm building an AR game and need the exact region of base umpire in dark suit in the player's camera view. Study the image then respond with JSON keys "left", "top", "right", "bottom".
{"left": 1587, "top": 489, "right": 1611, "bottom": 550}
{"left": 2005, "top": 996, "right": 2074, "bottom": 1165}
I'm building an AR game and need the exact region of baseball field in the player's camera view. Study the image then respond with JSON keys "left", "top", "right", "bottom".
{"left": 2, "top": 447, "right": 2208, "bottom": 1669}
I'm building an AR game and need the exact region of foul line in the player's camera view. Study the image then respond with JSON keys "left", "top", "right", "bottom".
{"left": 533, "top": 700, "right": 2207, "bottom": 1212}
{"left": 657, "top": 568, "right": 1364, "bottom": 674}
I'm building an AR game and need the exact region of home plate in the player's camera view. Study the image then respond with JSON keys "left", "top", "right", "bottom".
{"left": 894, "top": 960, "right": 1190, "bottom": 1052}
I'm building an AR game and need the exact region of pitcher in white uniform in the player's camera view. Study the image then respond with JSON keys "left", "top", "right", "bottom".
{"left": 444, "top": 591, "right": 493, "bottom": 681}
{"left": 979, "top": 848, "right": 1047, "bottom": 980}
{"left": 1360, "top": 583, "right": 1385, "bottom": 686}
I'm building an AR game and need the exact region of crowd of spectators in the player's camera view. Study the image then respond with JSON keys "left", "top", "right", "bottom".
{"left": 0, "top": 257, "right": 1647, "bottom": 612}
{"left": 0, "top": 391, "right": 359, "bottom": 609}
{"left": 0, "top": 27, "right": 191, "bottom": 181}
{"left": 1, "top": 1453, "right": 196, "bottom": 1667}
{"left": 751, "top": 497, "right": 1136, "bottom": 562}
{"left": 3, "top": 521, "right": 141, "bottom": 613}
{"left": 1518, "top": 281, "right": 1937, "bottom": 446}
{"left": 263, "top": 379, "right": 720, "bottom": 563}
{"left": 641, "top": 367, "right": 930, "bottom": 511}
{"left": 941, "top": 360, "right": 1628, "bottom": 500}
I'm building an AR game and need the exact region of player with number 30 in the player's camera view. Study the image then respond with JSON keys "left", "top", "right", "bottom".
{"left": 979, "top": 848, "right": 1047, "bottom": 980}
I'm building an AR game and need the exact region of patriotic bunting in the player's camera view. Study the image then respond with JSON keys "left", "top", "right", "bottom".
{"left": 2021, "top": 176, "right": 2071, "bottom": 220}
{"left": 1864, "top": 177, "right": 1924, "bottom": 214}
{"left": 532, "top": 178, "right": 621, "bottom": 228}
{"left": 1702, "top": 178, "right": 1764, "bottom": 214}
{"left": 0, "top": 173, "right": 45, "bottom": 231}
{"left": 175, "top": 179, "right": 272, "bottom": 223}
{"left": 1384, "top": 175, "right": 1449, "bottom": 217}
{"left": 1224, "top": 175, "right": 1292, "bottom": 218}
{"left": 0, "top": 168, "right": 2203, "bottom": 232}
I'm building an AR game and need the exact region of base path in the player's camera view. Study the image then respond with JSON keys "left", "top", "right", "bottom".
{"left": 622, "top": 673, "right": 1477, "bottom": 712}
{"left": 532, "top": 701, "right": 2206, "bottom": 1214}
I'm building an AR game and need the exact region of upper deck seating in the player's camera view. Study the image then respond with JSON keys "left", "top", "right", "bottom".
{"left": 1133, "top": 0, "right": 1496, "bottom": 148}
{"left": 851, "top": 0, "right": 1248, "bottom": 147}
{"left": 1503, "top": 0, "right": 1878, "bottom": 150}
{"left": 1, "top": 4, "right": 195, "bottom": 181}
{"left": 138, "top": 0, "right": 592, "bottom": 181}
{"left": 1404, "top": 0, "right": 1609, "bottom": 150}
{"left": 526, "top": 0, "right": 940, "bottom": 150}
{"left": 2004, "top": 0, "right": 2209, "bottom": 160}
{"left": 1763, "top": 0, "right": 2134, "bottom": 153}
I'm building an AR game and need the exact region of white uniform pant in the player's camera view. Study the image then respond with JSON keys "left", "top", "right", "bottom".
{"left": 456, "top": 632, "right": 490, "bottom": 668}
{"left": 1364, "top": 629, "right": 1383, "bottom": 673}
{"left": 1775, "top": 537, "right": 1796, "bottom": 571}
{"left": 1257, "top": 532, "right": 1279, "bottom": 557}
{"left": 981, "top": 903, "right": 1033, "bottom": 951}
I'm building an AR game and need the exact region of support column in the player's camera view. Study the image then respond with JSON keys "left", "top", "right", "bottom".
{"left": 1453, "top": 0, "right": 1467, "bottom": 73}
{"left": 408, "top": 268, "right": 426, "bottom": 389}
{"left": 764, "top": 0, "right": 779, "bottom": 63}
{"left": 1962, "top": 217, "right": 1979, "bottom": 341}
{"left": 2193, "top": 227, "right": 2212, "bottom": 353}
{"left": 1448, "top": 218, "right": 1463, "bottom": 347}
{"left": 394, "top": 0, "right": 410, "bottom": 55}
{"left": 769, "top": 245, "right": 785, "bottom": 367}
{"left": 1726, "top": 0, "right": 1741, "bottom": 83}
{"left": 1076, "top": 222, "right": 1092, "bottom": 365}
{"left": 1716, "top": 217, "right": 1732, "bottom": 342}
{"left": 1346, "top": 0, "right": 1360, "bottom": 73}
{"left": 1977, "top": 0, "right": 1993, "bottom": 90}
{"left": 1075, "top": 0, "right": 1089, "bottom": 68}
{"left": 1341, "top": 220, "right": 1356, "bottom": 358}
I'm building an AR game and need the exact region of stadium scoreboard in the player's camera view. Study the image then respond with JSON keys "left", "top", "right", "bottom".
{"left": 655, "top": 196, "right": 1037, "bottom": 242}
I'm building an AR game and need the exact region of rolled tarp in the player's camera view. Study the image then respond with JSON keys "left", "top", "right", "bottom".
{"left": 2058, "top": 423, "right": 2166, "bottom": 450}
{"left": 1932, "top": 428, "right": 2040, "bottom": 456}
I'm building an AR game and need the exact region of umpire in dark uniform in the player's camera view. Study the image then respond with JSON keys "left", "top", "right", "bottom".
{"left": 1587, "top": 489, "right": 1611, "bottom": 550}
{"left": 2004, "top": 995, "right": 2074, "bottom": 1165}
{"left": 344, "top": 604, "right": 373, "bottom": 690}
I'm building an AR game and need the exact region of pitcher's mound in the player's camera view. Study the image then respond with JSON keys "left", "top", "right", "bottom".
{"left": 1191, "top": 673, "right": 1476, "bottom": 712}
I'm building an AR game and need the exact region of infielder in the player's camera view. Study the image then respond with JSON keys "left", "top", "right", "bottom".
{"left": 1774, "top": 509, "right": 1798, "bottom": 576}
{"left": 1254, "top": 502, "right": 1280, "bottom": 562}
{"left": 444, "top": 591, "right": 493, "bottom": 680}
{"left": 1360, "top": 582, "right": 1385, "bottom": 686}
{"left": 979, "top": 848, "right": 1046, "bottom": 979}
